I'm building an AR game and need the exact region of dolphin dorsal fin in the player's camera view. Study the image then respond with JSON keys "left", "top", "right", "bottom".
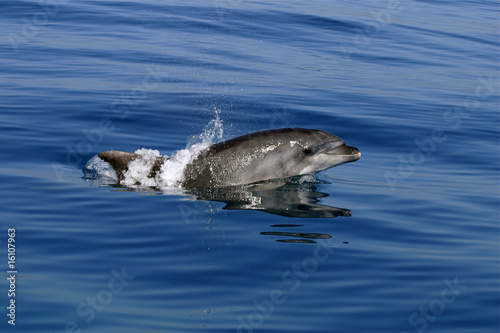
{"left": 98, "top": 151, "right": 140, "bottom": 181}
{"left": 99, "top": 150, "right": 168, "bottom": 182}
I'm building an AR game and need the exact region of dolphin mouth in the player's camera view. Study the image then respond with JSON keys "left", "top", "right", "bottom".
{"left": 327, "top": 145, "right": 361, "bottom": 161}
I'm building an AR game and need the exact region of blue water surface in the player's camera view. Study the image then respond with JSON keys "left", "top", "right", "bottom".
{"left": 1, "top": 1, "right": 499, "bottom": 332}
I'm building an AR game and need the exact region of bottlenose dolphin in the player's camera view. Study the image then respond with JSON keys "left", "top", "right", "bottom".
{"left": 98, "top": 128, "right": 360, "bottom": 188}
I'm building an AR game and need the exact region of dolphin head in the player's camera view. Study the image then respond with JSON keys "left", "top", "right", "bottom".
{"left": 275, "top": 129, "right": 361, "bottom": 176}
{"left": 298, "top": 140, "right": 361, "bottom": 175}
{"left": 213, "top": 128, "right": 360, "bottom": 184}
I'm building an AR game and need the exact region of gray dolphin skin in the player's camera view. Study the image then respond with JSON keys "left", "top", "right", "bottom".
{"left": 98, "top": 128, "right": 361, "bottom": 188}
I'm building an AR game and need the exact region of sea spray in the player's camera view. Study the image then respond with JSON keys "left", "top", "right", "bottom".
{"left": 157, "top": 109, "right": 224, "bottom": 187}
{"left": 83, "top": 155, "right": 119, "bottom": 183}
{"left": 83, "top": 110, "right": 225, "bottom": 188}
{"left": 121, "top": 149, "right": 161, "bottom": 187}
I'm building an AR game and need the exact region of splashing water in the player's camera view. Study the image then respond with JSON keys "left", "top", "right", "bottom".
{"left": 155, "top": 110, "right": 224, "bottom": 187}
{"left": 83, "top": 154, "right": 119, "bottom": 183}
{"left": 83, "top": 110, "right": 224, "bottom": 188}
{"left": 121, "top": 149, "right": 162, "bottom": 187}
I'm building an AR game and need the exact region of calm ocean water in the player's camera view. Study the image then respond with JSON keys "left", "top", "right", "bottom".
{"left": 1, "top": 1, "right": 499, "bottom": 332}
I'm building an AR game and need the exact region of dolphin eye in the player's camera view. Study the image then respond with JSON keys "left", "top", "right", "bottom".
{"left": 303, "top": 148, "right": 312, "bottom": 155}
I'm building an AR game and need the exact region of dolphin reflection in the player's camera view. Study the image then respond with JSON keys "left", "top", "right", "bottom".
{"left": 260, "top": 231, "right": 332, "bottom": 244}
{"left": 182, "top": 179, "right": 351, "bottom": 243}
{"left": 88, "top": 176, "right": 352, "bottom": 219}
{"left": 87, "top": 177, "right": 352, "bottom": 243}
{"left": 186, "top": 179, "right": 351, "bottom": 219}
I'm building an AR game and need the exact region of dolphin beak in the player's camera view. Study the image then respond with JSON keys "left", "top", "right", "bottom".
{"left": 327, "top": 145, "right": 361, "bottom": 162}
{"left": 350, "top": 146, "right": 361, "bottom": 161}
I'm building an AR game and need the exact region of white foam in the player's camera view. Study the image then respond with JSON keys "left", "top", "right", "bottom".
{"left": 112, "top": 109, "right": 224, "bottom": 188}
{"left": 121, "top": 149, "right": 161, "bottom": 187}
{"left": 157, "top": 141, "right": 210, "bottom": 187}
